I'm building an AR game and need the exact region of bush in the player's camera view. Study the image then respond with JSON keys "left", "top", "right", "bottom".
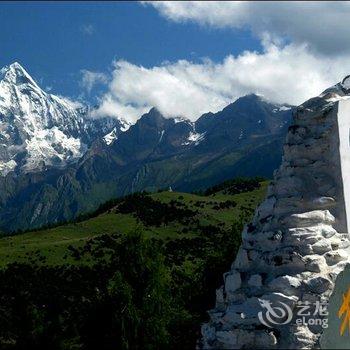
{"left": 204, "top": 177, "right": 264, "bottom": 196}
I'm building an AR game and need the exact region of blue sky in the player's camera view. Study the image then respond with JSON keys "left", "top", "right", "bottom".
{"left": 0, "top": 2, "right": 260, "bottom": 99}
{"left": 2, "top": 2, "right": 350, "bottom": 122}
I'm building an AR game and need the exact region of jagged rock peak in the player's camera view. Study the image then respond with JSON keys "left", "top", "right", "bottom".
{"left": 142, "top": 107, "right": 193, "bottom": 125}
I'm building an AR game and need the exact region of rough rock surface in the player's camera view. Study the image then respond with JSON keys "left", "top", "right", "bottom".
{"left": 200, "top": 80, "right": 350, "bottom": 349}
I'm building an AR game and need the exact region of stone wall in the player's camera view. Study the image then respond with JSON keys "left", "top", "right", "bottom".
{"left": 200, "top": 82, "right": 350, "bottom": 349}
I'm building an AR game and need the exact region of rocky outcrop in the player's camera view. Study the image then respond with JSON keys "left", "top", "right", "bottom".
{"left": 200, "top": 81, "right": 350, "bottom": 349}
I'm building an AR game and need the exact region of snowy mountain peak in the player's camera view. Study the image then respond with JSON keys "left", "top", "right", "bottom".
{"left": 0, "top": 62, "right": 121, "bottom": 176}
{"left": 0, "top": 62, "right": 39, "bottom": 89}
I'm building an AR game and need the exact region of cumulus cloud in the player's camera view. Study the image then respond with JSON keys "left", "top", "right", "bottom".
{"left": 86, "top": 2, "right": 350, "bottom": 122}
{"left": 80, "top": 70, "right": 108, "bottom": 93}
{"left": 145, "top": 1, "right": 350, "bottom": 55}
{"left": 91, "top": 41, "right": 350, "bottom": 122}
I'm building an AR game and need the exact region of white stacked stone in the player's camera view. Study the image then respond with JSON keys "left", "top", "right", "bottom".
{"left": 200, "top": 82, "right": 350, "bottom": 349}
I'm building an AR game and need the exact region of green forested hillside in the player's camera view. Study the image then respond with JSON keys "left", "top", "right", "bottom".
{"left": 0, "top": 179, "right": 268, "bottom": 349}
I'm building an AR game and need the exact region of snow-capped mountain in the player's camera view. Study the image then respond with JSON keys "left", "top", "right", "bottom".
{"left": 0, "top": 62, "right": 127, "bottom": 175}
{"left": 0, "top": 74, "right": 294, "bottom": 232}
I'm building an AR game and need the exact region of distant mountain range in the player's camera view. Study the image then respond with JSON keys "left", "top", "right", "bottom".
{"left": 0, "top": 62, "right": 294, "bottom": 232}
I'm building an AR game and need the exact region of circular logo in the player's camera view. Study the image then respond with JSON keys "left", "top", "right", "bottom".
{"left": 258, "top": 298, "right": 293, "bottom": 328}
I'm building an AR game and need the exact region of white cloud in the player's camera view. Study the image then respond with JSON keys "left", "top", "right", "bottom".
{"left": 145, "top": 1, "right": 350, "bottom": 55}
{"left": 92, "top": 42, "right": 350, "bottom": 122}
{"left": 91, "top": 93, "right": 149, "bottom": 122}
{"left": 80, "top": 70, "right": 108, "bottom": 93}
{"left": 88, "top": 2, "right": 350, "bottom": 123}
{"left": 80, "top": 24, "right": 95, "bottom": 36}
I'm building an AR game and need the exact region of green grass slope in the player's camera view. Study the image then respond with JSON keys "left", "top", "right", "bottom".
{"left": 0, "top": 181, "right": 268, "bottom": 267}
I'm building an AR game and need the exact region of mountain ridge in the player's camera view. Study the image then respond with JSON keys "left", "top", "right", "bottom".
{"left": 0, "top": 62, "right": 294, "bottom": 232}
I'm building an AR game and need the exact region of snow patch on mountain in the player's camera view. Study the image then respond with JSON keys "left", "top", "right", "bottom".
{"left": 103, "top": 127, "right": 118, "bottom": 145}
{"left": 0, "top": 160, "right": 17, "bottom": 176}
{"left": 182, "top": 131, "right": 206, "bottom": 146}
{"left": 158, "top": 130, "right": 165, "bottom": 143}
{"left": 273, "top": 105, "right": 292, "bottom": 113}
{"left": 119, "top": 119, "right": 131, "bottom": 132}
{"left": 103, "top": 118, "right": 131, "bottom": 146}
{"left": 174, "top": 116, "right": 192, "bottom": 125}
{"left": 24, "top": 127, "right": 86, "bottom": 170}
